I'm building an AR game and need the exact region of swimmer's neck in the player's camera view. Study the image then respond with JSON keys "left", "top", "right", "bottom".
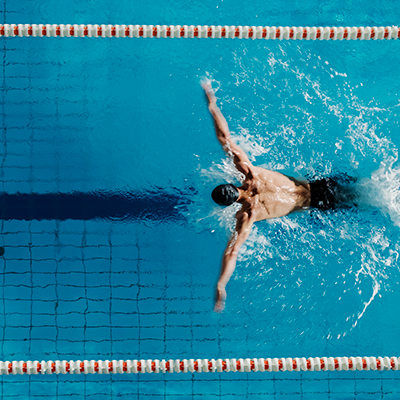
{"left": 237, "top": 188, "right": 246, "bottom": 202}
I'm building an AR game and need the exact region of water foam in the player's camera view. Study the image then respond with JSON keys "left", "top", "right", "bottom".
{"left": 193, "top": 49, "right": 400, "bottom": 339}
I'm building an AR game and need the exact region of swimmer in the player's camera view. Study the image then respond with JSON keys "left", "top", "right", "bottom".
{"left": 202, "top": 80, "right": 356, "bottom": 312}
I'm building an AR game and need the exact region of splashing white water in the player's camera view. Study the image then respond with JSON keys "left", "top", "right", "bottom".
{"left": 358, "top": 162, "right": 400, "bottom": 226}
{"left": 195, "top": 53, "right": 400, "bottom": 340}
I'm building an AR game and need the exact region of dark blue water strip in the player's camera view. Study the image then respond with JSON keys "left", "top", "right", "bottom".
{"left": 0, "top": 190, "right": 191, "bottom": 221}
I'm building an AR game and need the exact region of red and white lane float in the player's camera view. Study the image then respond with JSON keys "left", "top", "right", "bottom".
{"left": 0, "top": 24, "right": 399, "bottom": 40}
{"left": 0, "top": 356, "right": 398, "bottom": 375}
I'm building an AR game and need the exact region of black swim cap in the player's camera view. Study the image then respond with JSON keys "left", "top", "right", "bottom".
{"left": 211, "top": 184, "right": 239, "bottom": 206}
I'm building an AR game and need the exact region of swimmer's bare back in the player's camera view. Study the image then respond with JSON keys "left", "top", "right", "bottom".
{"left": 202, "top": 80, "right": 311, "bottom": 312}
{"left": 237, "top": 168, "right": 311, "bottom": 222}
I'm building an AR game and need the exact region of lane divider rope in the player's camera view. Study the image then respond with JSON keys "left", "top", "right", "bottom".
{"left": 0, "top": 357, "right": 398, "bottom": 375}
{"left": 0, "top": 24, "right": 399, "bottom": 40}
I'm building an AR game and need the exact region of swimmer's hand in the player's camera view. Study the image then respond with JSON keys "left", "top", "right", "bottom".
{"left": 201, "top": 79, "right": 216, "bottom": 105}
{"left": 214, "top": 285, "right": 226, "bottom": 313}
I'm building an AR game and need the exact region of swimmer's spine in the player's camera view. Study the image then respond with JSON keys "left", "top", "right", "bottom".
{"left": 0, "top": 25, "right": 399, "bottom": 40}
{"left": 0, "top": 357, "right": 398, "bottom": 375}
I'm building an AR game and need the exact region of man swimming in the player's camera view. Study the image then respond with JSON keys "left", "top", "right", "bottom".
{"left": 202, "top": 81, "right": 353, "bottom": 312}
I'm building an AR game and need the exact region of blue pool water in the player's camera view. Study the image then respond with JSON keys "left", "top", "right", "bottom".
{"left": 2, "top": 0, "right": 400, "bottom": 398}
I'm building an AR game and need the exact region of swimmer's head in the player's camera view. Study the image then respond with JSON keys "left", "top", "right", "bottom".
{"left": 211, "top": 184, "right": 239, "bottom": 206}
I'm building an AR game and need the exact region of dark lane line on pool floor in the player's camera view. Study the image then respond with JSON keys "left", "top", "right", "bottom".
{"left": 0, "top": 190, "right": 192, "bottom": 221}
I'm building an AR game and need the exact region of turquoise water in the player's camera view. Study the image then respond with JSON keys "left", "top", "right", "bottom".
{"left": 2, "top": 0, "right": 400, "bottom": 398}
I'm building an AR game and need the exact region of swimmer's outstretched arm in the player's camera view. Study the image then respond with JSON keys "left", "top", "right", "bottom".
{"left": 202, "top": 81, "right": 253, "bottom": 176}
{"left": 215, "top": 212, "right": 254, "bottom": 312}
